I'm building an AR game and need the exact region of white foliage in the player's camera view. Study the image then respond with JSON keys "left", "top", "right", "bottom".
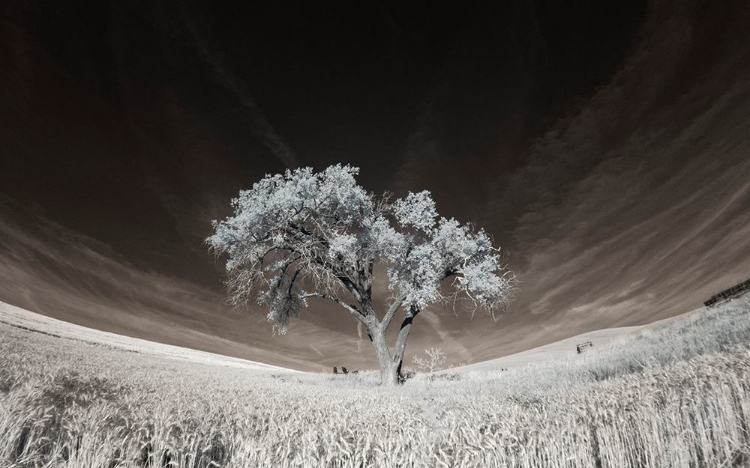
{"left": 207, "top": 164, "right": 515, "bottom": 337}
{"left": 391, "top": 243, "right": 443, "bottom": 309}
{"left": 360, "top": 215, "right": 407, "bottom": 262}
{"left": 329, "top": 232, "right": 358, "bottom": 262}
{"left": 392, "top": 190, "right": 437, "bottom": 232}
{"left": 412, "top": 347, "right": 448, "bottom": 373}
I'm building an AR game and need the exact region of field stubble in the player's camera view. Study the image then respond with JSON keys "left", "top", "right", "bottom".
{"left": 1, "top": 297, "right": 750, "bottom": 467}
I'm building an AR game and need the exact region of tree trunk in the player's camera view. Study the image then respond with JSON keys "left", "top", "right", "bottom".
{"left": 367, "top": 307, "right": 419, "bottom": 386}
{"left": 370, "top": 327, "right": 399, "bottom": 386}
{"left": 391, "top": 306, "right": 418, "bottom": 382}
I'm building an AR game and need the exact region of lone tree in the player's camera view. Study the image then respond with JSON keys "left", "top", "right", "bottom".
{"left": 207, "top": 165, "right": 515, "bottom": 385}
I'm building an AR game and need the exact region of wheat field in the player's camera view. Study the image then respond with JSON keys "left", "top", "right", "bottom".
{"left": 2, "top": 297, "right": 750, "bottom": 467}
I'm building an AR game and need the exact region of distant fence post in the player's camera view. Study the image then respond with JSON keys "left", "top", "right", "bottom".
{"left": 576, "top": 341, "right": 593, "bottom": 354}
{"left": 704, "top": 278, "right": 750, "bottom": 308}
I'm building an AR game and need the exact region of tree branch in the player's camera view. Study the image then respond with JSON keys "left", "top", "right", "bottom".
{"left": 380, "top": 293, "right": 407, "bottom": 333}
{"left": 307, "top": 253, "right": 363, "bottom": 302}
{"left": 442, "top": 267, "right": 459, "bottom": 280}
{"left": 392, "top": 305, "right": 420, "bottom": 366}
{"left": 287, "top": 266, "right": 302, "bottom": 299}
{"left": 301, "top": 292, "right": 369, "bottom": 326}
{"left": 284, "top": 220, "right": 370, "bottom": 305}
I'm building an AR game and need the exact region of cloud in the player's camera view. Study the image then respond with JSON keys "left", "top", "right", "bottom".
{"left": 388, "top": 1, "right": 750, "bottom": 362}
{"left": 179, "top": 6, "right": 300, "bottom": 169}
{"left": 492, "top": 0, "right": 750, "bottom": 335}
{"left": 0, "top": 196, "right": 347, "bottom": 371}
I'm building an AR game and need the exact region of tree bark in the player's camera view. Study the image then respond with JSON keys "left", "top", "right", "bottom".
{"left": 365, "top": 305, "right": 420, "bottom": 386}
{"left": 391, "top": 306, "right": 419, "bottom": 382}
{"left": 369, "top": 326, "right": 399, "bottom": 386}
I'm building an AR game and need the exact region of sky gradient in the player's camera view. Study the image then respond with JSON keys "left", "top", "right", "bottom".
{"left": 1, "top": 0, "right": 750, "bottom": 371}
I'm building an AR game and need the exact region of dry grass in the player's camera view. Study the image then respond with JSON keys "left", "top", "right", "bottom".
{"left": 1, "top": 297, "right": 750, "bottom": 467}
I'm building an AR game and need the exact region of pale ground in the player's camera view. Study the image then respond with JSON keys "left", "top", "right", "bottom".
{"left": 0, "top": 300, "right": 294, "bottom": 372}
{"left": 1, "top": 298, "right": 696, "bottom": 375}
{"left": 445, "top": 310, "right": 693, "bottom": 373}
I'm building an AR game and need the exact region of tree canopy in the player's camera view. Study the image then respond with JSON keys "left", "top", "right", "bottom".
{"left": 207, "top": 164, "right": 515, "bottom": 384}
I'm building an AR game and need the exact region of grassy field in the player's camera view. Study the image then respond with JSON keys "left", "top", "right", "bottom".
{"left": 2, "top": 297, "right": 750, "bottom": 467}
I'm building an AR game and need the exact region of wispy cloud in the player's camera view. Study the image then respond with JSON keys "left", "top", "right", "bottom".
{"left": 389, "top": 1, "right": 750, "bottom": 362}
{"left": 179, "top": 7, "right": 300, "bottom": 169}
{"left": 0, "top": 197, "right": 344, "bottom": 371}
{"left": 487, "top": 2, "right": 750, "bottom": 336}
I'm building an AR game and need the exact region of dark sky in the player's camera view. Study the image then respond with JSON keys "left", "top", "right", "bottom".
{"left": 2, "top": 0, "right": 750, "bottom": 370}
